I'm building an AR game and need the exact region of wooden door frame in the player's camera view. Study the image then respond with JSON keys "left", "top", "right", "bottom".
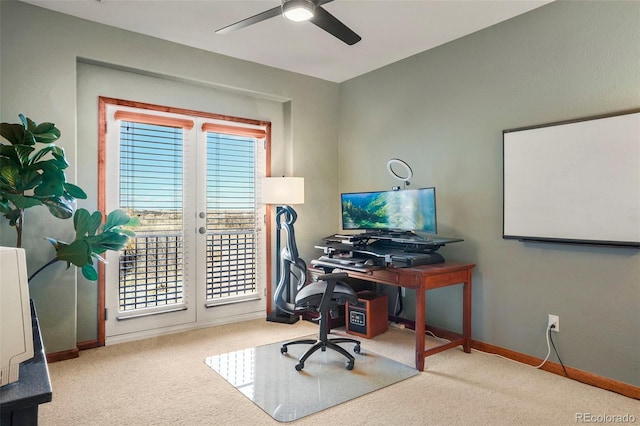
{"left": 96, "top": 96, "right": 272, "bottom": 346}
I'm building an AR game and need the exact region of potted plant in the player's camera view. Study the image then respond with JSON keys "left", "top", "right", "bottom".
{"left": 0, "top": 114, "right": 138, "bottom": 281}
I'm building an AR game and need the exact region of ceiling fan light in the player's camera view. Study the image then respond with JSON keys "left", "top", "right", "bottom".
{"left": 282, "top": 0, "right": 315, "bottom": 22}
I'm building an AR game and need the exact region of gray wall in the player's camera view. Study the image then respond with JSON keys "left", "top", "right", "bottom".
{"left": 1, "top": 1, "right": 340, "bottom": 352}
{"left": 339, "top": 1, "right": 639, "bottom": 386}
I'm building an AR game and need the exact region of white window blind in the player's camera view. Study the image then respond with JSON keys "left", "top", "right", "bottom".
{"left": 205, "top": 131, "right": 258, "bottom": 301}
{"left": 118, "top": 120, "right": 185, "bottom": 311}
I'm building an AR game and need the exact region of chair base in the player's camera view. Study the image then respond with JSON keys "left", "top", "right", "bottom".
{"left": 281, "top": 336, "right": 361, "bottom": 371}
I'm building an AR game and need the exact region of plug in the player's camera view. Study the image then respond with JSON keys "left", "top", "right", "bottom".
{"left": 548, "top": 314, "right": 559, "bottom": 332}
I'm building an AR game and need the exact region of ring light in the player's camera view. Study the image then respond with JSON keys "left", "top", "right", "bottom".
{"left": 386, "top": 158, "right": 413, "bottom": 183}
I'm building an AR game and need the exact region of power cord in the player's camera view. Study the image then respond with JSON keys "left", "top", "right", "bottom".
{"left": 426, "top": 329, "right": 450, "bottom": 342}
{"left": 549, "top": 325, "right": 569, "bottom": 377}
{"left": 533, "top": 323, "right": 569, "bottom": 377}
{"left": 533, "top": 323, "right": 553, "bottom": 368}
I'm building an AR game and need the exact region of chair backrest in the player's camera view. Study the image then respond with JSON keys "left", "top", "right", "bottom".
{"left": 273, "top": 207, "right": 307, "bottom": 315}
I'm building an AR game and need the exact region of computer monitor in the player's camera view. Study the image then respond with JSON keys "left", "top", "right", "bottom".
{"left": 341, "top": 187, "right": 437, "bottom": 234}
{"left": 0, "top": 247, "right": 34, "bottom": 386}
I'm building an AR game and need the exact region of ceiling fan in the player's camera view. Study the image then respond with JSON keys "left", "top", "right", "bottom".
{"left": 215, "top": 0, "right": 361, "bottom": 46}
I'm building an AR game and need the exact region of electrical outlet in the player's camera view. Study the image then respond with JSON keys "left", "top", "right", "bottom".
{"left": 548, "top": 314, "right": 559, "bottom": 332}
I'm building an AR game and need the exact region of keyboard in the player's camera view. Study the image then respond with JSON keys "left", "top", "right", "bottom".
{"left": 322, "top": 255, "right": 363, "bottom": 263}
{"left": 311, "top": 256, "right": 384, "bottom": 272}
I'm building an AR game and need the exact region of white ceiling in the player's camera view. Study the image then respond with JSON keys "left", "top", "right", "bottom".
{"left": 20, "top": 0, "right": 553, "bottom": 83}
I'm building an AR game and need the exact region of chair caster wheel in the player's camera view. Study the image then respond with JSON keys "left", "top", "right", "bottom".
{"left": 353, "top": 344, "right": 361, "bottom": 354}
{"left": 346, "top": 361, "right": 354, "bottom": 370}
{"left": 295, "top": 362, "right": 304, "bottom": 371}
{"left": 280, "top": 346, "right": 288, "bottom": 354}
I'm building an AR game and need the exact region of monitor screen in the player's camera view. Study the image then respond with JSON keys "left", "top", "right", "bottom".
{"left": 341, "top": 187, "right": 437, "bottom": 233}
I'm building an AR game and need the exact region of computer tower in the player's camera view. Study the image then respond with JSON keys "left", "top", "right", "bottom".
{"left": 346, "top": 291, "right": 388, "bottom": 339}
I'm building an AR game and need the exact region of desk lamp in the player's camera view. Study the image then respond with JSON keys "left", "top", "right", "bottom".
{"left": 262, "top": 177, "right": 305, "bottom": 323}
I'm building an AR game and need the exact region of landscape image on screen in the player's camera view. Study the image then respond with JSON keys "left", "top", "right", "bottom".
{"left": 341, "top": 188, "right": 436, "bottom": 233}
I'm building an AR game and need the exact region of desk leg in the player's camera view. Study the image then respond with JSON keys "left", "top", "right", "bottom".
{"left": 463, "top": 278, "right": 472, "bottom": 353}
{"left": 415, "top": 286, "right": 426, "bottom": 371}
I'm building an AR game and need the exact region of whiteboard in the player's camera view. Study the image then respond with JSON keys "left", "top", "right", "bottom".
{"left": 503, "top": 110, "right": 640, "bottom": 247}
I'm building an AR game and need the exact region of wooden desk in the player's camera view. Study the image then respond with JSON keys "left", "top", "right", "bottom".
{"left": 313, "top": 261, "right": 475, "bottom": 371}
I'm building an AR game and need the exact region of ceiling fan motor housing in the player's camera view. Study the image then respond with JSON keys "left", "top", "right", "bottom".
{"left": 282, "top": 0, "right": 317, "bottom": 22}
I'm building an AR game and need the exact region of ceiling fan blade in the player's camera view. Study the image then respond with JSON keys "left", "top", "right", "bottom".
{"left": 215, "top": 5, "right": 282, "bottom": 34}
{"left": 310, "top": 5, "right": 361, "bottom": 45}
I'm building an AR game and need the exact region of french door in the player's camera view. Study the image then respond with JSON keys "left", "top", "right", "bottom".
{"left": 101, "top": 100, "right": 268, "bottom": 341}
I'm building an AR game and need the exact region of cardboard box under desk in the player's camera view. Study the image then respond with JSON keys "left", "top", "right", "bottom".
{"left": 346, "top": 291, "right": 388, "bottom": 339}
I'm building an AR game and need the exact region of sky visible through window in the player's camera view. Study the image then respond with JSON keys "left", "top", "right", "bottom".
{"left": 119, "top": 121, "right": 256, "bottom": 214}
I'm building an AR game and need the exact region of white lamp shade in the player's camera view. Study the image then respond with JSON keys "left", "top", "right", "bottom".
{"left": 262, "top": 177, "right": 304, "bottom": 205}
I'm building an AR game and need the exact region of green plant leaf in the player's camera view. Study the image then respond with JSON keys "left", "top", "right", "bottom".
{"left": 50, "top": 151, "right": 69, "bottom": 169}
{"left": 32, "top": 122, "right": 61, "bottom": 143}
{"left": 64, "top": 182, "right": 87, "bottom": 199}
{"left": 86, "top": 232, "right": 130, "bottom": 254}
{"left": 102, "top": 209, "right": 132, "bottom": 232}
{"left": 18, "top": 169, "right": 42, "bottom": 191}
{"left": 81, "top": 264, "right": 98, "bottom": 281}
{"left": 73, "top": 208, "right": 102, "bottom": 238}
{"left": 38, "top": 152, "right": 69, "bottom": 170}
{"left": 41, "top": 197, "right": 74, "bottom": 219}
{"left": 34, "top": 168, "right": 66, "bottom": 197}
{"left": 3, "top": 193, "right": 43, "bottom": 209}
{"left": 0, "top": 163, "right": 20, "bottom": 188}
{"left": 30, "top": 144, "right": 57, "bottom": 163}
{"left": 0, "top": 145, "right": 20, "bottom": 167}
{"left": 0, "top": 123, "right": 30, "bottom": 145}
{"left": 55, "top": 239, "right": 92, "bottom": 267}
{"left": 127, "top": 216, "right": 141, "bottom": 228}
{"left": 73, "top": 208, "right": 91, "bottom": 236}
{"left": 0, "top": 200, "right": 12, "bottom": 214}
{"left": 20, "top": 114, "right": 31, "bottom": 129}
{"left": 119, "top": 229, "right": 137, "bottom": 237}
{"left": 88, "top": 210, "right": 103, "bottom": 236}
{"left": 13, "top": 144, "right": 35, "bottom": 166}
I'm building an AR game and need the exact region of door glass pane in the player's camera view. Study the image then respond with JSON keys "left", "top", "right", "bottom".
{"left": 118, "top": 121, "right": 184, "bottom": 311}
{"left": 205, "top": 132, "right": 258, "bottom": 301}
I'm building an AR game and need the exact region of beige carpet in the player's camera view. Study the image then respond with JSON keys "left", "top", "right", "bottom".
{"left": 40, "top": 320, "right": 639, "bottom": 425}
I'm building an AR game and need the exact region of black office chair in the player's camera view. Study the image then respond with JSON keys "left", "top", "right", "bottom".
{"left": 272, "top": 209, "right": 361, "bottom": 371}
{"left": 280, "top": 272, "right": 361, "bottom": 371}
